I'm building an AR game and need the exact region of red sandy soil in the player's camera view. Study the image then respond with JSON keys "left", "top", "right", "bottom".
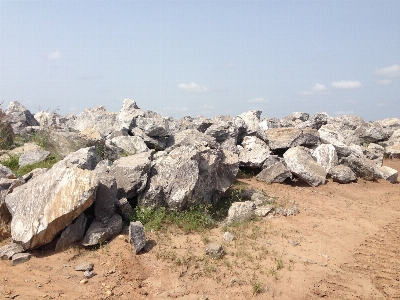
{"left": 1, "top": 159, "right": 399, "bottom": 300}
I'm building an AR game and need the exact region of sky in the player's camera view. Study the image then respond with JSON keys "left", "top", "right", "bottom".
{"left": 1, "top": 0, "right": 399, "bottom": 121}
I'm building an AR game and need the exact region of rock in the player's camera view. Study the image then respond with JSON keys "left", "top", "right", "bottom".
{"left": 92, "top": 172, "right": 117, "bottom": 222}
{"left": 12, "top": 252, "right": 31, "bottom": 266}
{"left": 283, "top": 147, "right": 327, "bottom": 187}
{"left": 82, "top": 213, "right": 123, "bottom": 247}
{"left": 330, "top": 165, "right": 357, "bottom": 184}
{"left": 5, "top": 101, "right": 39, "bottom": 134}
{"left": 139, "top": 145, "right": 238, "bottom": 210}
{"left": 296, "top": 112, "right": 329, "bottom": 130}
{"left": 277, "top": 202, "right": 299, "bottom": 216}
{"left": 363, "top": 143, "right": 384, "bottom": 165}
{"left": 254, "top": 205, "right": 274, "bottom": 217}
{"left": 75, "top": 261, "right": 94, "bottom": 271}
{"left": 355, "top": 122, "right": 387, "bottom": 144}
{"left": 47, "top": 131, "right": 88, "bottom": 158}
{"left": 104, "top": 135, "right": 149, "bottom": 161}
{"left": 238, "top": 110, "right": 261, "bottom": 136}
{"left": 238, "top": 136, "right": 270, "bottom": 168}
{"left": 280, "top": 112, "right": 309, "bottom": 127}
{"left": 18, "top": 150, "right": 50, "bottom": 167}
{"left": 288, "top": 239, "right": 300, "bottom": 246}
{"left": 128, "top": 221, "right": 147, "bottom": 254}
{"left": 205, "top": 243, "right": 224, "bottom": 258}
{"left": 166, "top": 129, "right": 219, "bottom": 151}
{"left": 5, "top": 164, "right": 99, "bottom": 250}
{"left": 204, "top": 119, "right": 239, "bottom": 152}
{"left": 135, "top": 111, "right": 169, "bottom": 137}
{"left": 385, "top": 144, "right": 400, "bottom": 158}
{"left": 79, "top": 279, "right": 88, "bottom": 284}
{"left": 375, "top": 118, "right": 400, "bottom": 136}
{"left": 226, "top": 201, "right": 256, "bottom": 225}
{"left": 339, "top": 155, "right": 378, "bottom": 181}
{"left": 260, "top": 128, "right": 320, "bottom": 150}
{"left": 130, "top": 127, "right": 167, "bottom": 151}
{"left": 250, "top": 192, "right": 267, "bottom": 206}
{"left": 374, "top": 166, "right": 398, "bottom": 183}
{"left": 329, "top": 115, "right": 365, "bottom": 130}
{"left": 55, "top": 213, "right": 87, "bottom": 251}
{"left": 0, "top": 164, "right": 15, "bottom": 179}
{"left": 222, "top": 231, "right": 235, "bottom": 242}
{"left": 256, "top": 162, "right": 292, "bottom": 184}
{"left": 58, "top": 147, "right": 101, "bottom": 170}
{"left": 116, "top": 198, "right": 135, "bottom": 221}
{"left": 109, "top": 151, "right": 153, "bottom": 199}
{"left": 84, "top": 270, "right": 96, "bottom": 278}
{"left": 116, "top": 98, "right": 141, "bottom": 131}
{"left": 0, "top": 242, "right": 24, "bottom": 259}
{"left": 312, "top": 144, "right": 338, "bottom": 173}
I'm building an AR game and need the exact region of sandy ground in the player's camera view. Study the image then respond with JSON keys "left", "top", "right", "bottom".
{"left": 1, "top": 159, "right": 399, "bottom": 300}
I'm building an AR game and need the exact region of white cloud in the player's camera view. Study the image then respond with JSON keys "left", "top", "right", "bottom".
{"left": 201, "top": 104, "right": 214, "bottom": 109}
{"left": 47, "top": 50, "right": 62, "bottom": 60}
{"left": 331, "top": 80, "right": 362, "bottom": 89}
{"left": 378, "top": 79, "right": 392, "bottom": 86}
{"left": 248, "top": 97, "right": 267, "bottom": 103}
{"left": 335, "top": 110, "right": 354, "bottom": 116}
{"left": 178, "top": 82, "right": 209, "bottom": 93}
{"left": 226, "top": 61, "right": 235, "bottom": 69}
{"left": 164, "top": 106, "right": 189, "bottom": 112}
{"left": 374, "top": 64, "right": 400, "bottom": 78}
{"left": 298, "top": 83, "right": 327, "bottom": 96}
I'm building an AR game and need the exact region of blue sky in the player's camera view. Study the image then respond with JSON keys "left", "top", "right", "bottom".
{"left": 1, "top": 1, "right": 399, "bottom": 121}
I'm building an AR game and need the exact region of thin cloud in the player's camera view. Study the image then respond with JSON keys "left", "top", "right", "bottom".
{"left": 378, "top": 79, "right": 392, "bottom": 86}
{"left": 226, "top": 61, "right": 235, "bottom": 69}
{"left": 331, "top": 81, "right": 362, "bottom": 89}
{"left": 164, "top": 106, "right": 189, "bottom": 112}
{"left": 47, "top": 50, "right": 62, "bottom": 60}
{"left": 178, "top": 82, "right": 209, "bottom": 93}
{"left": 248, "top": 97, "right": 267, "bottom": 103}
{"left": 201, "top": 104, "right": 214, "bottom": 109}
{"left": 335, "top": 110, "right": 354, "bottom": 116}
{"left": 374, "top": 64, "right": 400, "bottom": 78}
{"left": 298, "top": 83, "right": 327, "bottom": 96}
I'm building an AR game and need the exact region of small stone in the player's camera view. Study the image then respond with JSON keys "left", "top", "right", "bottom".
{"left": 0, "top": 243, "right": 24, "bottom": 260}
{"left": 75, "top": 262, "right": 94, "bottom": 271}
{"left": 288, "top": 239, "right": 300, "bottom": 246}
{"left": 105, "top": 290, "right": 113, "bottom": 296}
{"left": 254, "top": 205, "right": 274, "bottom": 217}
{"left": 84, "top": 270, "right": 96, "bottom": 279}
{"left": 129, "top": 221, "right": 147, "bottom": 254}
{"left": 79, "top": 279, "right": 88, "bottom": 284}
{"left": 222, "top": 232, "right": 235, "bottom": 242}
{"left": 12, "top": 253, "right": 31, "bottom": 266}
{"left": 205, "top": 243, "right": 224, "bottom": 258}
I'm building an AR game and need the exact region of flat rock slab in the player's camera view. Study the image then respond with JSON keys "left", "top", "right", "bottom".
{"left": 12, "top": 252, "right": 31, "bottom": 266}
{"left": 205, "top": 243, "right": 224, "bottom": 258}
{"left": 75, "top": 261, "right": 94, "bottom": 271}
{"left": 18, "top": 150, "right": 50, "bottom": 167}
{"left": 0, "top": 242, "right": 24, "bottom": 260}
{"left": 330, "top": 165, "right": 357, "bottom": 184}
{"left": 129, "top": 221, "right": 147, "bottom": 254}
{"left": 226, "top": 201, "right": 255, "bottom": 225}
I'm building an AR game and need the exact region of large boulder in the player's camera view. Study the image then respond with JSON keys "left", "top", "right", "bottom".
{"left": 226, "top": 201, "right": 256, "bottom": 225}
{"left": 5, "top": 164, "right": 99, "bottom": 250}
{"left": 339, "top": 155, "right": 379, "bottom": 181}
{"left": 385, "top": 144, "right": 400, "bottom": 159}
{"left": 355, "top": 122, "right": 387, "bottom": 144}
{"left": 104, "top": 135, "right": 149, "bottom": 161}
{"left": 135, "top": 111, "right": 169, "bottom": 137}
{"left": 256, "top": 161, "right": 292, "bottom": 184}
{"left": 260, "top": 128, "right": 320, "bottom": 150}
{"left": 166, "top": 129, "right": 219, "bottom": 151}
{"left": 55, "top": 213, "right": 87, "bottom": 251}
{"left": 82, "top": 213, "right": 123, "bottom": 247}
{"left": 283, "top": 146, "right": 327, "bottom": 187}
{"left": 58, "top": 147, "right": 101, "bottom": 170}
{"left": 139, "top": 145, "right": 239, "bottom": 210}
{"left": 238, "top": 136, "right": 270, "bottom": 168}
{"left": 5, "top": 101, "right": 39, "bottom": 135}
{"left": 330, "top": 165, "right": 357, "bottom": 184}
{"left": 312, "top": 144, "right": 338, "bottom": 173}
{"left": 116, "top": 98, "right": 141, "bottom": 131}
{"left": 204, "top": 118, "right": 239, "bottom": 152}
{"left": 109, "top": 151, "right": 153, "bottom": 199}
{"left": 374, "top": 118, "right": 400, "bottom": 136}
{"left": 238, "top": 110, "right": 261, "bottom": 136}
{"left": 280, "top": 112, "right": 309, "bottom": 128}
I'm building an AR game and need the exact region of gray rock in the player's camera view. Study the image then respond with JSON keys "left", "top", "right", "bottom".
{"left": 226, "top": 201, "right": 256, "bottom": 225}
{"left": 75, "top": 261, "right": 94, "bottom": 271}
{"left": 254, "top": 205, "right": 274, "bottom": 217}
{"left": 166, "top": 129, "right": 219, "bottom": 151}
{"left": 261, "top": 155, "right": 282, "bottom": 169}
{"left": 82, "top": 213, "right": 123, "bottom": 247}
{"left": 5, "top": 101, "right": 39, "bottom": 135}
{"left": 139, "top": 145, "right": 238, "bottom": 210}
{"left": 116, "top": 98, "right": 141, "bottom": 131}
{"left": 204, "top": 119, "right": 239, "bottom": 152}
{"left": 0, "top": 165, "right": 15, "bottom": 179}
{"left": 0, "top": 242, "right": 24, "bottom": 259}
{"left": 12, "top": 252, "right": 31, "bottom": 266}
{"left": 250, "top": 192, "right": 267, "bottom": 206}
{"left": 135, "top": 111, "right": 169, "bottom": 137}
{"left": 375, "top": 118, "right": 400, "bottom": 136}
{"left": 355, "top": 122, "right": 387, "bottom": 144}
{"left": 109, "top": 151, "right": 153, "bottom": 199}
{"left": 312, "top": 144, "right": 338, "bottom": 173}
{"left": 363, "top": 143, "right": 384, "bottom": 165}
{"left": 1, "top": 178, "right": 25, "bottom": 226}
{"left": 256, "top": 162, "right": 292, "bottom": 184}
{"left": 128, "top": 221, "right": 147, "bottom": 254}
{"left": 261, "top": 128, "right": 320, "bottom": 150}
{"left": 222, "top": 231, "right": 235, "bottom": 242}
{"left": 238, "top": 136, "right": 270, "bottom": 168}
{"left": 55, "top": 213, "right": 87, "bottom": 251}
{"left": 385, "top": 144, "right": 400, "bottom": 158}
{"left": 5, "top": 164, "right": 99, "bottom": 250}
{"left": 84, "top": 270, "right": 96, "bottom": 278}
{"left": 296, "top": 112, "right": 329, "bottom": 130}
{"left": 205, "top": 243, "right": 224, "bottom": 258}
{"left": 330, "top": 165, "right": 357, "bottom": 184}
{"left": 58, "top": 147, "right": 101, "bottom": 170}
{"left": 18, "top": 150, "right": 50, "bottom": 167}
{"left": 374, "top": 166, "right": 398, "bottom": 183}
{"left": 328, "top": 115, "right": 365, "bottom": 130}
{"left": 92, "top": 173, "right": 117, "bottom": 221}
{"left": 47, "top": 131, "right": 88, "bottom": 158}
{"left": 130, "top": 127, "right": 167, "bottom": 151}
{"left": 238, "top": 110, "right": 261, "bottom": 136}
{"left": 105, "top": 136, "right": 149, "bottom": 161}
{"left": 339, "top": 155, "right": 378, "bottom": 181}
{"left": 280, "top": 112, "right": 309, "bottom": 127}
{"left": 117, "top": 198, "right": 135, "bottom": 221}
{"left": 277, "top": 202, "right": 300, "bottom": 216}
{"left": 283, "top": 147, "right": 327, "bottom": 187}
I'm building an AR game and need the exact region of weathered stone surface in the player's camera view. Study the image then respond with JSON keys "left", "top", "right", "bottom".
{"left": 280, "top": 112, "right": 309, "bottom": 127}
{"left": 57, "top": 147, "right": 101, "bottom": 171}
{"left": 205, "top": 243, "right": 224, "bottom": 258}
{"left": 109, "top": 151, "right": 153, "bottom": 199}
{"left": 238, "top": 136, "right": 270, "bottom": 168}
{"left": 374, "top": 118, "right": 400, "bottom": 136}
{"left": 330, "top": 165, "right": 357, "bottom": 184}
{"left": 117, "top": 198, "right": 135, "bottom": 221}
{"left": 130, "top": 127, "right": 167, "bottom": 151}
{"left": 385, "top": 144, "right": 400, "bottom": 158}
{"left": 75, "top": 261, "right": 94, "bottom": 271}
{"left": 276, "top": 202, "right": 300, "bottom": 216}
{"left": 48, "top": 131, "right": 88, "bottom": 158}
{"left": 12, "top": 252, "right": 31, "bottom": 266}
{"left": 116, "top": 98, "right": 141, "bottom": 131}
{"left": 166, "top": 129, "right": 219, "bottom": 151}
{"left": 222, "top": 231, "right": 235, "bottom": 242}
{"left": 226, "top": 201, "right": 255, "bottom": 225}
{"left": 129, "top": 221, "right": 147, "bottom": 254}
{"left": 5, "top": 164, "right": 99, "bottom": 250}
{"left": 261, "top": 128, "right": 320, "bottom": 150}
{"left": 283, "top": 147, "right": 327, "bottom": 187}
{"left": 5, "top": 101, "right": 39, "bottom": 134}
{"left": 92, "top": 173, "right": 117, "bottom": 221}
{"left": 18, "top": 150, "right": 50, "bottom": 167}
{"left": 329, "top": 115, "right": 365, "bottom": 130}
{"left": 0, "top": 242, "right": 24, "bottom": 259}
{"left": 254, "top": 205, "right": 274, "bottom": 217}
{"left": 312, "top": 144, "right": 338, "bottom": 173}
{"left": 256, "top": 162, "right": 292, "bottom": 184}
{"left": 135, "top": 111, "right": 169, "bottom": 137}
{"left": 82, "top": 213, "right": 122, "bottom": 247}
{"left": 339, "top": 155, "right": 378, "bottom": 181}
{"left": 55, "top": 213, "right": 87, "bottom": 251}
{"left": 296, "top": 112, "right": 329, "bottom": 130}
{"left": 363, "top": 143, "right": 384, "bottom": 165}
{"left": 105, "top": 136, "right": 149, "bottom": 161}
{"left": 238, "top": 110, "right": 261, "bottom": 135}
{"left": 0, "top": 165, "right": 15, "bottom": 179}
{"left": 204, "top": 119, "right": 239, "bottom": 152}
{"left": 374, "top": 166, "right": 398, "bottom": 183}
{"left": 139, "top": 146, "right": 238, "bottom": 210}
{"left": 168, "top": 116, "right": 214, "bottom": 134}
{"left": 355, "top": 122, "right": 387, "bottom": 144}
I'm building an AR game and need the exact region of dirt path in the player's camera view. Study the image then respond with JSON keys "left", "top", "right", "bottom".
{"left": 1, "top": 159, "right": 399, "bottom": 300}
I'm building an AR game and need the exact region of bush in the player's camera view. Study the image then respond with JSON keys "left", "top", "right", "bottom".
{"left": 0, "top": 107, "right": 14, "bottom": 150}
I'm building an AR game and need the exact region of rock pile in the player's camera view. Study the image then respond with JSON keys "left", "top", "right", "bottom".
{"left": 0, "top": 99, "right": 399, "bottom": 259}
